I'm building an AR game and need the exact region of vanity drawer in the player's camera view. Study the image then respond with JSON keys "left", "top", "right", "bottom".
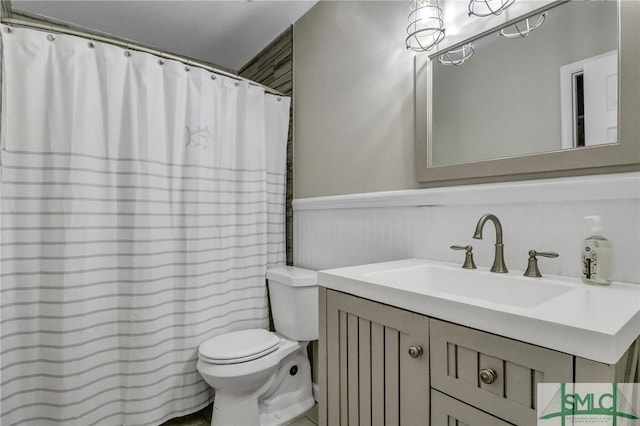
{"left": 431, "top": 389, "right": 514, "bottom": 426}
{"left": 430, "top": 319, "right": 573, "bottom": 425}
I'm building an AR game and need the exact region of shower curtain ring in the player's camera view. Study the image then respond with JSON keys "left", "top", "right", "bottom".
{"left": 46, "top": 24, "right": 55, "bottom": 41}
{"left": 185, "top": 60, "right": 192, "bottom": 72}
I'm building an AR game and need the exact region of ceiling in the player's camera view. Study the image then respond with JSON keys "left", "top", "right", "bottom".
{"left": 11, "top": 0, "right": 318, "bottom": 71}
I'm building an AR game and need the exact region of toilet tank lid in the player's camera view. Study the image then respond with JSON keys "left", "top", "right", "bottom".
{"left": 266, "top": 266, "right": 317, "bottom": 287}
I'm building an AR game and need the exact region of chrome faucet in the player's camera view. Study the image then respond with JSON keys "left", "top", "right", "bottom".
{"left": 473, "top": 214, "right": 508, "bottom": 273}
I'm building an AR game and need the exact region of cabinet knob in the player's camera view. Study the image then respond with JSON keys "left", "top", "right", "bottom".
{"left": 408, "top": 345, "right": 423, "bottom": 358}
{"left": 479, "top": 368, "right": 498, "bottom": 384}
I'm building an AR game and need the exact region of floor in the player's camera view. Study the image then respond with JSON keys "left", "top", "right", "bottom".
{"left": 161, "top": 402, "right": 318, "bottom": 426}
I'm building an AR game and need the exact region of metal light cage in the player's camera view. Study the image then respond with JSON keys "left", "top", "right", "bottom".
{"left": 438, "top": 43, "right": 475, "bottom": 66}
{"left": 499, "top": 12, "right": 548, "bottom": 39}
{"left": 468, "top": 0, "right": 516, "bottom": 17}
{"left": 406, "top": 0, "right": 446, "bottom": 52}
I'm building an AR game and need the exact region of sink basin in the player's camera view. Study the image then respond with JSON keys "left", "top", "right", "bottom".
{"left": 363, "top": 263, "right": 575, "bottom": 308}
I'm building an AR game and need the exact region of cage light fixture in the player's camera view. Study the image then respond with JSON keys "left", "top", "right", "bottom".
{"left": 498, "top": 12, "right": 548, "bottom": 39}
{"left": 438, "top": 43, "right": 475, "bottom": 66}
{"left": 468, "top": 0, "right": 516, "bottom": 17}
{"left": 406, "top": 0, "right": 446, "bottom": 52}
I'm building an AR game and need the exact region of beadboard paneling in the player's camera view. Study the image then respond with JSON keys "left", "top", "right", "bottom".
{"left": 293, "top": 173, "right": 640, "bottom": 283}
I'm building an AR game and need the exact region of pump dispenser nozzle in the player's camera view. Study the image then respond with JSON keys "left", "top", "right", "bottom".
{"left": 584, "top": 215, "right": 602, "bottom": 234}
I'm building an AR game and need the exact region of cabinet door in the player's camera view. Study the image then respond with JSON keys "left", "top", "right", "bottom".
{"left": 320, "top": 289, "right": 429, "bottom": 426}
{"left": 430, "top": 319, "right": 573, "bottom": 425}
{"left": 431, "top": 389, "right": 515, "bottom": 426}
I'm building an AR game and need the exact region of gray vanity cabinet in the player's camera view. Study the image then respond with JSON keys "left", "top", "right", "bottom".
{"left": 319, "top": 288, "right": 637, "bottom": 426}
{"left": 319, "top": 288, "right": 430, "bottom": 426}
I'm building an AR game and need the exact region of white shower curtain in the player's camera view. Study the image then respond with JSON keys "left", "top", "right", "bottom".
{"left": 0, "top": 25, "right": 290, "bottom": 425}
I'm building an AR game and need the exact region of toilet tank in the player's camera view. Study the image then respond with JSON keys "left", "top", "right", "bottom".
{"left": 266, "top": 266, "right": 318, "bottom": 341}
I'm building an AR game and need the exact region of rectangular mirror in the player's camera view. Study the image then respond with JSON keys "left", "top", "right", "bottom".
{"left": 415, "top": 0, "right": 640, "bottom": 183}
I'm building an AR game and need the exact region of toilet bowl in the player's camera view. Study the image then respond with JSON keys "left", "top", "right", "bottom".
{"left": 196, "top": 266, "right": 318, "bottom": 426}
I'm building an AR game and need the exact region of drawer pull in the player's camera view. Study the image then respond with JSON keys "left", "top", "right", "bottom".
{"left": 479, "top": 368, "right": 498, "bottom": 384}
{"left": 408, "top": 345, "right": 423, "bottom": 358}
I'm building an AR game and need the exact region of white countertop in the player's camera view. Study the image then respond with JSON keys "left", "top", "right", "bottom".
{"left": 318, "top": 258, "right": 640, "bottom": 364}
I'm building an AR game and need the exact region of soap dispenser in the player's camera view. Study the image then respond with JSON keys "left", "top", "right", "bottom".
{"left": 581, "top": 215, "right": 613, "bottom": 285}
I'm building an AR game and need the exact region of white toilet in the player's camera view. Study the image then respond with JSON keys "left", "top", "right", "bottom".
{"left": 196, "top": 266, "right": 318, "bottom": 426}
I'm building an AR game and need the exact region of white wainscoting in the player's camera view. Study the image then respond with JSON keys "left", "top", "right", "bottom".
{"left": 293, "top": 172, "right": 640, "bottom": 284}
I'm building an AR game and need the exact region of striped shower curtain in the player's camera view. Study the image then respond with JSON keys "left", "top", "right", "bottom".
{"left": 0, "top": 25, "right": 290, "bottom": 425}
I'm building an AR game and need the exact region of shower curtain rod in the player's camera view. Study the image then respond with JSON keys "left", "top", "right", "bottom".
{"left": 0, "top": 16, "right": 286, "bottom": 97}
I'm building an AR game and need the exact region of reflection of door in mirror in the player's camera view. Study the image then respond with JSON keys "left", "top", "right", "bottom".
{"left": 560, "top": 50, "right": 618, "bottom": 149}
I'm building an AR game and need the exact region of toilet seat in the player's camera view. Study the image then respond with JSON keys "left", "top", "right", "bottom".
{"left": 198, "top": 329, "right": 280, "bottom": 365}
{"left": 200, "top": 344, "right": 280, "bottom": 365}
{"left": 197, "top": 335, "right": 302, "bottom": 384}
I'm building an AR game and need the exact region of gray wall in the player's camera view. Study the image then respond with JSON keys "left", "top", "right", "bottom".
{"left": 432, "top": 2, "right": 617, "bottom": 166}
{"left": 293, "top": 1, "right": 621, "bottom": 197}
{"left": 293, "top": 1, "right": 417, "bottom": 198}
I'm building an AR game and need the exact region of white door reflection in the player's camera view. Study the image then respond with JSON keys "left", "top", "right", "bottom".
{"left": 560, "top": 50, "right": 618, "bottom": 149}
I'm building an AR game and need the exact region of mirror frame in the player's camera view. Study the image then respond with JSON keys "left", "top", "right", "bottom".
{"left": 415, "top": 0, "right": 640, "bottom": 184}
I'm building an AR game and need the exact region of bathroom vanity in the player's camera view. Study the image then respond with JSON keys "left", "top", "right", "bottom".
{"left": 317, "top": 259, "right": 640, "bottom": 426}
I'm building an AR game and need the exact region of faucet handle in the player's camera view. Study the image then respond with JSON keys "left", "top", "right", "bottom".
{"left": 524, "top": 250, "right": 559, "bottom": 277}
{"left": 450, "top": 245, "right": 477, "bottom": 269}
